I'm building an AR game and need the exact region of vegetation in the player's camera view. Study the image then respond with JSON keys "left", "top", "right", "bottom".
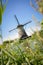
{"left": 0, "top": 20, "right": 43, "bottom": 65}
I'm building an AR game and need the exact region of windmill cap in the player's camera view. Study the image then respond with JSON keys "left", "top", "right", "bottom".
{"left": 17, "top": 25, "right": 24, "bottom": 28}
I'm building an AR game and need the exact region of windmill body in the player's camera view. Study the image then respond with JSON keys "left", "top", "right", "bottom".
{"left": 9, "top": 15, "right": 31, "bottom": 40}
{"left": 17, "top": 25, "right": 28, "bottom": 39}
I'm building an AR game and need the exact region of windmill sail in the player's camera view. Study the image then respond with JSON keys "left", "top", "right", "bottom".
{"left": 14, "top": 15, "right": 20, "bottom": 25}
{"left": 9, "top": 27, "right": 17, "bottom": 32}
{"left": 23, "top": 21, "right": 31, "bottom": 26}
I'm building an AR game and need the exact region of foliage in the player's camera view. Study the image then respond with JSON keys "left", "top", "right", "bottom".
{"left": 0, "top": 0, "right": 8, "bottom": 25}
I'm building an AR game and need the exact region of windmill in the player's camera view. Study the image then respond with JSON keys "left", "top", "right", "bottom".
{"left": 9, "top": 15, "right": 31, "bottom": 40}
{"left": 30, "top": 0, "right": 43, "bottom": 14}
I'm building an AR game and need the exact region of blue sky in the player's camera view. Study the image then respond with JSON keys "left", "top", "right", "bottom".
{"left": 2, "top": 0, "right": 43, "bottom": 40}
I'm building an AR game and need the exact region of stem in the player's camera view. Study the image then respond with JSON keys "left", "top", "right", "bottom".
{"left": 0, "top": 25, "right": 3, "bottom": 65}
{"left": 0, "top": 25, "right": 3, "bottom": 45}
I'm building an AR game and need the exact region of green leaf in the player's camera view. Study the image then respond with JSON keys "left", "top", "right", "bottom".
{"left": 0, "top": 6, "right": 2, "bottom": 25}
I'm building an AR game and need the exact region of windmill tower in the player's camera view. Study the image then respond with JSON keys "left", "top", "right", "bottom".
{"left": 9, "top": 15, "right": 31, "bottom": 40}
